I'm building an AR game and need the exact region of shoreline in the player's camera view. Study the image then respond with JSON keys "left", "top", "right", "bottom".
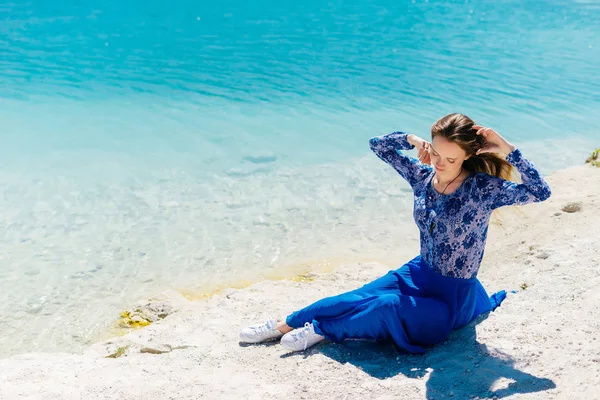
{"left": 0, "top": 142, "right": 596, "bottom": 358}
{"left": 1, "top": 161, "right": 599, "bottom": 399}
{"left": 92, "top": 254, "right": 414, "bottom": 348}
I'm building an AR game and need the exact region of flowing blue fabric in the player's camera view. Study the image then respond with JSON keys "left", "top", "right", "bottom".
{"left": 286, "top": 255, "right": 507, "bottom": 354}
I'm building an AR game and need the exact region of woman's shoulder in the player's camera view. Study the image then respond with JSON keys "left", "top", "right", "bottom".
{"left": 467, "top": 172, "right": 508, "bottom": 205}
{"left": 414, "top": 167, "right": 435, "bottom": 188}
{"left": 470, "top": 171, "right": 505, "bottom": 188}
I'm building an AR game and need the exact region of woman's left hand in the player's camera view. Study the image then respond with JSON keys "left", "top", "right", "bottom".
{"left": 473, "top": 125, "right": 516, "bottom": 156}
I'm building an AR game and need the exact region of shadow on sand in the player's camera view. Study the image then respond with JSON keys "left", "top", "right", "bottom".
{"left": 284, "top": 313, "right": 556, "bottom": 399}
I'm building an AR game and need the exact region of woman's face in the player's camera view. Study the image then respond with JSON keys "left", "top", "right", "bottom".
{"left": 429, "top": 135, "right": 470, "bottom": 177}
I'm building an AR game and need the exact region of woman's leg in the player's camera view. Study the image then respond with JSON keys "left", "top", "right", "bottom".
{"left": 285, "top": 269, "right": 401, "bottom": 329}
{"left": 240, "top": 272, "right": 400, "bottom": 344}
{"left": 275, "top": 320, "right": 293, "bottom": 334}
{"left": 314, "top": 294, "right": 451, "bottom": 354}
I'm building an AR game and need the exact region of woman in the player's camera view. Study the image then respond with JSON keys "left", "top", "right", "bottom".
{"left": 240, "top": 113, "right": 551, "bottom": 353}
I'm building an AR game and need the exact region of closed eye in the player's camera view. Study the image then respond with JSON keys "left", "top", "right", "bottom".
{"left": 431, "top": 146, "right": 456, "bottom": 163}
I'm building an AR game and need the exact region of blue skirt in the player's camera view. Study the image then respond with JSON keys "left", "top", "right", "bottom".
{"left": 286, "top": 255, "right": 507, "bottom": 354}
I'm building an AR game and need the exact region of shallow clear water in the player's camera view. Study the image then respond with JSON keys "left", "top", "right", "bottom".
{"left": 0, "top": 0, "right": 598, "bottom": 356}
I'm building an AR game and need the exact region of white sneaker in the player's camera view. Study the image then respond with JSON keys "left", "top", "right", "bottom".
{"left": 281, "top": 322, "right": 325, "bottom": 352}
{"left": 240, "top": 319, "right": 283, "bottom": 343}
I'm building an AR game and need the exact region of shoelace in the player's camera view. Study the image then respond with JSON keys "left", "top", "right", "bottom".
{"left": 293, "top": 322, "right": 312, "bottom": 351}
{"left": 254, "top": 318, "right": 277, "bottom": 335}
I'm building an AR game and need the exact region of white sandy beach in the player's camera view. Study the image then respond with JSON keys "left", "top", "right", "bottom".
{"left": 1, "top": 163, "right": 599, "bottom": 400}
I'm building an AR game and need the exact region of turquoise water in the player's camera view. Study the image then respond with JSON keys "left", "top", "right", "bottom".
{"left": 1, "top": 0, "right": 598, "bottom": 356}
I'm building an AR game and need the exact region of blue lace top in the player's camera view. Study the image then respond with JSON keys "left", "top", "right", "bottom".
{"left": 369, "top": 132, "right": 551, "bottom": 279}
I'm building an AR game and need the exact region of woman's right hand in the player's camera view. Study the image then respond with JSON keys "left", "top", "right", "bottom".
{"left": 408, "top": 134, "right": 432, "bottom": 165}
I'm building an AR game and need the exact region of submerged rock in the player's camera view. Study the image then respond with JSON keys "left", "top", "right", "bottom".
{"left": 585, "top": 148, "right": 599, "bottom": 167}
{"left": 243, "top": 153, "right": 277, "bottom": 164}
{"left": 119, "top": 301, "right": 177, "bottom": 328}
